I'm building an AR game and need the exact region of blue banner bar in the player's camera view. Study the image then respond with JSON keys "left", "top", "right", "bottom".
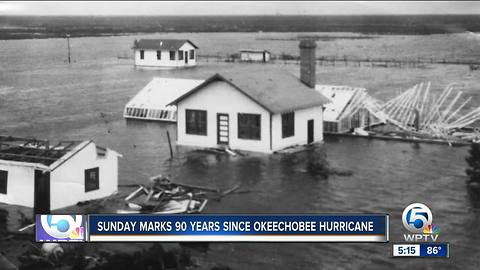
{"left": 87, "top": 214, "right": 388, "bottom": 242}
{"left": 419, "top": 243, "right": 449, "bottom": 257}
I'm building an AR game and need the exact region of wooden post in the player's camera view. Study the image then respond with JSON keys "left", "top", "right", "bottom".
{"left": 414, "top": 108, "right": 420, "bottom": 131}
{"left": 166, "top": 130, "right": 173, "bottom": 159}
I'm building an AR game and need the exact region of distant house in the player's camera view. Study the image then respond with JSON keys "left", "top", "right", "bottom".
{"left": 316, "top": 85, "right": 383, "bottom": 133}
{"left": 124, "top": 78, "right": 204, "bottom": 122}
{"left": 133, "top": 39, "right": 198, "bottom": 68}
{"left": 0, "top": 138, "right": 121, "bottom": 212}
{"left": 239, "top": 49, "right": 271, "bottom": 62}
{"left": 169, "top": 65, "right": 330, "bottom": 153}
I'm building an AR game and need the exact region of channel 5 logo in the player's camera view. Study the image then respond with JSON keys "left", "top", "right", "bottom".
{"left": 36, "top": 215, "right": 86, "bottom": 242}
{"left": 402, "top": 203, "right": 439, "bottom": 242}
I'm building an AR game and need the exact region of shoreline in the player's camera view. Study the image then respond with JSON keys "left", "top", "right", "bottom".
{"left": 2, "top": 14, "right": 480, "bottom": 40}
{"left": 0, "top": 30, "right": 476, "bottom": 41}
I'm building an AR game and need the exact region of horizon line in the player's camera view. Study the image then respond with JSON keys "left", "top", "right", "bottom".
{"left": 2, "top": 13, "right": 480, "bottom": 17}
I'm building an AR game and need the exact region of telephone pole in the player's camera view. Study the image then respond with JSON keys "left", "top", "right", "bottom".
{"left": 66, "top": 34, "right": 71, "bottom": 64}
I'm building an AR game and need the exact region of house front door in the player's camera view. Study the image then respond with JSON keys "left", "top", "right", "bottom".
{"left": 307, "top": 119, "right": 314, "bottom": 144}
{"left": 34, "top": 170, "right": 50, "bottom": 214}
{"left": 185, "top": 51, "right": 188, "bottom": 64}
{"left": 217, "top": 113, "right": 229, "bottom": 145}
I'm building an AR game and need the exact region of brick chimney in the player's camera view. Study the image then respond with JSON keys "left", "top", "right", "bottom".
{"left": 299, "top": 39, "right": 317, "bottom": 88}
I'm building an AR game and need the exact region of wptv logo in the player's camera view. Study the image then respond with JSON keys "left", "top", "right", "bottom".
{"left": 36, "top": 215, "right": 86, "bottom": 242}
{"left": 402, "top": 203, "right": 439, "bottom": 242}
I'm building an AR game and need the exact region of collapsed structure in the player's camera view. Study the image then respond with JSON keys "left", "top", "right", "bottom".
{"left": 321, "top": 81, "right": 480, "bottom": 141}
{"left": 124, "top": 78, "right": 203, "bottom": 122}
{"left": 379, "top": 82, "right": 480, "bottom": 140}
{"left": 316, "top": 85, "right": 384, "bottom": 133}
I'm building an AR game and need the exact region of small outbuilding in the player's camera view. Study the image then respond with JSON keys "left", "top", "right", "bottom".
{"left": 169, "top": 69, "right": 330, "bottom": 153}
{"left": 239, "top": 49, "right": 271, "bottom": 62}
{"left": 133, "top": 39, "right": 198, "bottom": 68}
{"left": 0, "top": 137, "right": 121, "bottom": 212}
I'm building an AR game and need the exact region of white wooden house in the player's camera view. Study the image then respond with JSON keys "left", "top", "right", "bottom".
{"left": 239, "top": 49, "right": 271, "bottom": 62}
{"left": 0, "top": 138, "right": 121, "bottom": 212}
{"left": 169, "top": 70, "right": 330, "bottom": 153}
{"left": 133, "top": 39, "right": 198, "bottom": 68}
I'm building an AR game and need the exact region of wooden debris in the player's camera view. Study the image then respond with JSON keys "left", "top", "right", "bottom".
{"left": 373, "top": 82, "right": 480, "bottom": 141}
{"left": 118, "top": 175, "right": 242, "bottom": 214}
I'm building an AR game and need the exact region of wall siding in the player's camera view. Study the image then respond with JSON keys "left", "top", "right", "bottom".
{"left": 50, "top": 143, "right": 118, "bottom": 210}
{"left": 0, "top": 163, "right": 35, "bottom": 207}
{"left": 177, "top": 81, "right": 271, "bottom": 153}
{"left": 271, "top": 106, "right": 324, "bottom": 151}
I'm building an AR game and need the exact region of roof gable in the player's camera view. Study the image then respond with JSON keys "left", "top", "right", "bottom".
{"left": 170, "top": 69, "right": 330, "bottom": 114}
{"left": 133, "top": 39, "right": 198, "bottom": 50}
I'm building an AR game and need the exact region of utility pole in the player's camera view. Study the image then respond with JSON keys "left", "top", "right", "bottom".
{"left": 66, "top": 34, "right": 71, "bottom": 64}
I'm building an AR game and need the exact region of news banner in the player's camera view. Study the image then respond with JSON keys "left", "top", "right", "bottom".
{"left": 35, "top": 203, "right": 449, "bottom": 258}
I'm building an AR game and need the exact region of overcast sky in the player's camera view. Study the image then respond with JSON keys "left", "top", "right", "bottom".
{"left": 1, "top": 1, "right": 479, "bottom": 16}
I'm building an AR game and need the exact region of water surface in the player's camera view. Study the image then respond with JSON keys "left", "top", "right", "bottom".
{"left": 0, "top": 34, "right": 479, "bottom": 270}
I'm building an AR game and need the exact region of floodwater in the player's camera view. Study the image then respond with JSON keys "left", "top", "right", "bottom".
{"left": 0, "top": 34, "right": 480, "bottom": 269}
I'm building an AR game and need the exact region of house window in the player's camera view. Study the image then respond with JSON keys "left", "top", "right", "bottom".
{"left": 156, "top": 50, "right": 161, "bottom": 60}
{"left": 238, "top": 113, "right": 261, "bottom": 140}
{"left": 85, "top": 167, "right": 99, "bottom": 192}
{"left": 189, "top": 50, "right": 195, "bottom": 59}
{"left": 282, "top": 112, "right": 295, "bottom": 138}
{"left": 0, "top": 170, "right": 7, "bottom": 194}
{"left": 186, "top": 109, "right": 207, "bottom": 135}
{"left": 140, "top": 50, "right": 144, "bottom": 60}
{"left": 178, "top": 50, "right": 184, "bottom": 60}
{"left": 169, "top": 51, "right": 176, "bottom": 60}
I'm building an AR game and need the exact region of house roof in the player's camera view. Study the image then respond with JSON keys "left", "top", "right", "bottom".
{"left": 0, "top": 137, "right": 121, "bottom": 170}
{"left": 315, "top": 85, "right": 366, "bottom": 121}
{"left": 170, "top": 69, "right": 330, "bottom": 114}
{"left": 125, "top": 78, "right": 204, "bottom": 110}
{"left": 0, "top": 139, "right": 83, "bottom": 167}
{"left": 133, "top": 39, "right": 198, "bottom": 50}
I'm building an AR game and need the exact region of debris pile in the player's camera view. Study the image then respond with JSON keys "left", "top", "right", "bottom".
{"left": 118, "top": 175, "right": 241, "bottom": 214}
{"left": 336, "top": 82, "right": 480, "bottom": 142}
{"left": 378, "top": 82, "right": 480, "bottom": 141}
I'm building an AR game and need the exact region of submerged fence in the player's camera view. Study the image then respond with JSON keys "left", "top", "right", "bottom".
{"left": 197, "top": 54, "right": 480, "bottom": 70}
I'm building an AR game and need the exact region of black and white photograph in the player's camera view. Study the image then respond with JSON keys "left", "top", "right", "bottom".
{"left": 0, "top": 1, "right": 480, "bottom": 269}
